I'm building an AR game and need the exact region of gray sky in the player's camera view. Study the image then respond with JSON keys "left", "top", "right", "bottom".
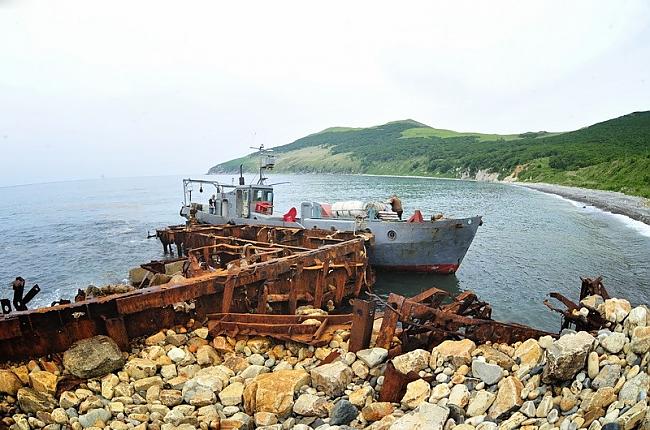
{"left": 1, "top": 0, "right": 649, "bottom": 186}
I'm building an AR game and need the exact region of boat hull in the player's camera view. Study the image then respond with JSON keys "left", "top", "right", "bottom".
{"left": 185, "top": 207, "right": 481, "bottom": 273}
{"left": 362, "top": 217, "right": 481, "bottom": 273}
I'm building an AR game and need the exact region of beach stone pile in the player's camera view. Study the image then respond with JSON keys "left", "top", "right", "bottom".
{"left": 1, "top": 297, "right": 649, "bottom": 430}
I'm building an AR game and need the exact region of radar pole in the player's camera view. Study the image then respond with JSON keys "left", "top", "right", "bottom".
{"left": 250, "top": 144, "right": 275, "bottom": 185}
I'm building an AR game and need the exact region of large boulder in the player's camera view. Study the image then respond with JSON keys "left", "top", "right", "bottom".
{"left": 392, "top": 349, "right": 430, "bottom": 375}
{"left": 243, "top": 369, "right": 310, "bottom": 417}
{"left": 0, "top": 370, "right": 23, "bottom": 396}
{"left": 542, "top": 331, "right": 594, "bottom": 383}
{"left": 17, "top": 387, "right": 57, "bottom": 413}
{"left": 310, "top": 361, "right": 353, "bottom": 396}
{"left": 430, "top": 339, "right": 476, "bottom": 367}
{"left": 488, "top": 376, "right": 523, "bottom": 420}
{"left": 63, "top": 335, "right": 125, "bottom": 379}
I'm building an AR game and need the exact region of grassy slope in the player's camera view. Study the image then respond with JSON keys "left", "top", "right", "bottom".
{"left": 208, "top": 111, "right": 650, "bottom": 197}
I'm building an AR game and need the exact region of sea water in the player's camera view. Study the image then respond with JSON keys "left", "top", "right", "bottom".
{"left": 1, "top": 174, "right": 648, "bottom": 331}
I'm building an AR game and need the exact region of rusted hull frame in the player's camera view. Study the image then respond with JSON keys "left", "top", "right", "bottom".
{"left": 207, "top": 313, "right": 354, "bottom": 346}
{"left": 375, "top": 288, "right": 553, "bottom": 354}
{"left": 374, "top": 280, "right": 612, "bottom": 402}
{"left": 0, "top": 226, "right": 373, "bottom": 361}
{"left": 543, "top": 276, "right": 610, "bottom": 331}
{"left": 157, "top": 224, "right": 366, "bottom": 257}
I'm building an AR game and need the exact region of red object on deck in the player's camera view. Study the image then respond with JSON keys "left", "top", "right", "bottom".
{"left": 255, "top": 201, "right": 273, "bottom": 214}
{"left": 283, "top": 207, "right": 297, "bottom": 222}
{"left": 407, "top": 210, "right": 424, "bottom": 223}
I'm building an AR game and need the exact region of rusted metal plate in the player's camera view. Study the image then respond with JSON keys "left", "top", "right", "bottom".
{"left": 348, "top": 299, "right": 375, "bottom": 353}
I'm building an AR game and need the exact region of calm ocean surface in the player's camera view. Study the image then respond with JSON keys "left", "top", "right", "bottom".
{"left": 1, "top": 174, "right": 649, "bottom": 331}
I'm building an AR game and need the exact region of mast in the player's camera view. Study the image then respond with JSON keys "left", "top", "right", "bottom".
{"left": 249, "top": 144, "right": 275, "bottom": 185}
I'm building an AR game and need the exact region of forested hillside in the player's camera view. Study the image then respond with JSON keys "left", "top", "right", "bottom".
{"left": 209, "top": 112, "right": 650, "bottom": 197}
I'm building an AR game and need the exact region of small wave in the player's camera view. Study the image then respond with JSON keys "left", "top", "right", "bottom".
{"left": 607, "top": 213, "right": 650, "bottom": 238}
{"left": 543, "top": 193, "right": 650, "bottom": 237}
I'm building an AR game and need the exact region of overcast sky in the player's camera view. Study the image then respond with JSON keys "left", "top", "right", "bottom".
{"left": 1, "top": 0, "right": 649, "bottom": 186}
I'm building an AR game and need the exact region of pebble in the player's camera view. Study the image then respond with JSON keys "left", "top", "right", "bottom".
{"left": 4, "top": 293, "right": 647, "bottom": 430}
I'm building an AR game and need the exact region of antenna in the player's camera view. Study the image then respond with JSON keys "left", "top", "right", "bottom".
{"left": 249, "top": 144, "right": 275, "bottom": 185}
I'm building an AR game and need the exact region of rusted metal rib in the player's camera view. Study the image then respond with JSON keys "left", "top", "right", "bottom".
{"left": 0, "top": 224, "right": 373, "bottom": 361}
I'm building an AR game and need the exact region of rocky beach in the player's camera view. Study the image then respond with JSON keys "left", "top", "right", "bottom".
{"left": 519, "top": 184, "right": 650, "bottom": 226}
{"left": 1, "top": 295, "right": 649, "bottom": 430}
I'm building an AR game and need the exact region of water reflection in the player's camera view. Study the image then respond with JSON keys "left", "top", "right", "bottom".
{"left": 373, "top": 271, "right": 462, "bottom": 299}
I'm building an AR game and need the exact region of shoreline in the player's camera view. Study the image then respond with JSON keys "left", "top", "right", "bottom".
{"left": 517, "top": 182, "right": 650, "bottom": 226}
{"left": 1, "top": 291, "right": 648, "bottom": 430}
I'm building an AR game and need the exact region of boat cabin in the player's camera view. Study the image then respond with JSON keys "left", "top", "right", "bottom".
{"left": 183, "top": 179, "right": 274, "bottom": 219}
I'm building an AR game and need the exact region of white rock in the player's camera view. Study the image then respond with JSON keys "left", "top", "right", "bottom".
{"left": 292, "top": 393, "right": 329, "bottom": 417}
{"left": 392, "top": 349, "right": 431, "bottom": 375}
{"left": 429, "top": 383, "right": 450, "bottom": 402}
{"left": 401, "top": 379, "right": 430, "bottom": 409}
{"left": 310, "top": 361, "right": 353, "bottom": 397}
{"left": 218, "top": 381, "right": 244, "bottom": 406}
{"left": 600, "top": 332, "right": 627, "bottom": 354}
{"left": 167, "top": 348, "right": 186, "bottom": 363}
{"left": 356, "top": 348, "right": 388, "bottom": 368}
{"left": 467, "top": 390, "right": 496, "bottom": 417}
{"left": 448, "top": 384, "right": 470, "bottom": 408}
{"left": 391, "top": 402, "right": 449, "bottom": 430}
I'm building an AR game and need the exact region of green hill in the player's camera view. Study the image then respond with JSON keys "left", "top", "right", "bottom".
{"left": 208, "top": 111, "right": 650, "bottom": 198}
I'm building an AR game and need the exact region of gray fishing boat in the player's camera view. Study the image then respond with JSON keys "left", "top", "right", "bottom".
{"left": 180, "top": 148, "right": 481, "bottom": 273}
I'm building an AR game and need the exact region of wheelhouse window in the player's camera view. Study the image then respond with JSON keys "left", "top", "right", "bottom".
{"left": 253, "top": 189, "right": 265, "bottom": 202}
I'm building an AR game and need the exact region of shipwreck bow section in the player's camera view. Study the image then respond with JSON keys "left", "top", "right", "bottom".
{"left": 0, "top": 225, "right": 374, "bottom": 361}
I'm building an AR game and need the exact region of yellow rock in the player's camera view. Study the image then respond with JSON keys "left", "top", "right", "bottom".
{"left": 0, "top": 370, "right": 23, "bottom": 396}
{"left": 213, "top": 336, "right": 234, "bottom": 354}
{"left": 247, "top": 337, "right": 272, "bottom": 354}
{"left": 29, "top": 371, "right": 58, "bottom": 395}
{"left": 488, "top": 376, "right": 523, "bottom": 419}
{"left": 362, "top": 402, "right": 395, "bottom": 422}
{"left": 431, "top": 339, "right": 476, "bottom": 367}
{"left": 582, "top": 387, "right": 616, "bottom": 412}
{"left": 243, "top": 369, "right": 310, "bottom": 417}
{"left": 513, "top": 339, "right": 542, "bottom": 377}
